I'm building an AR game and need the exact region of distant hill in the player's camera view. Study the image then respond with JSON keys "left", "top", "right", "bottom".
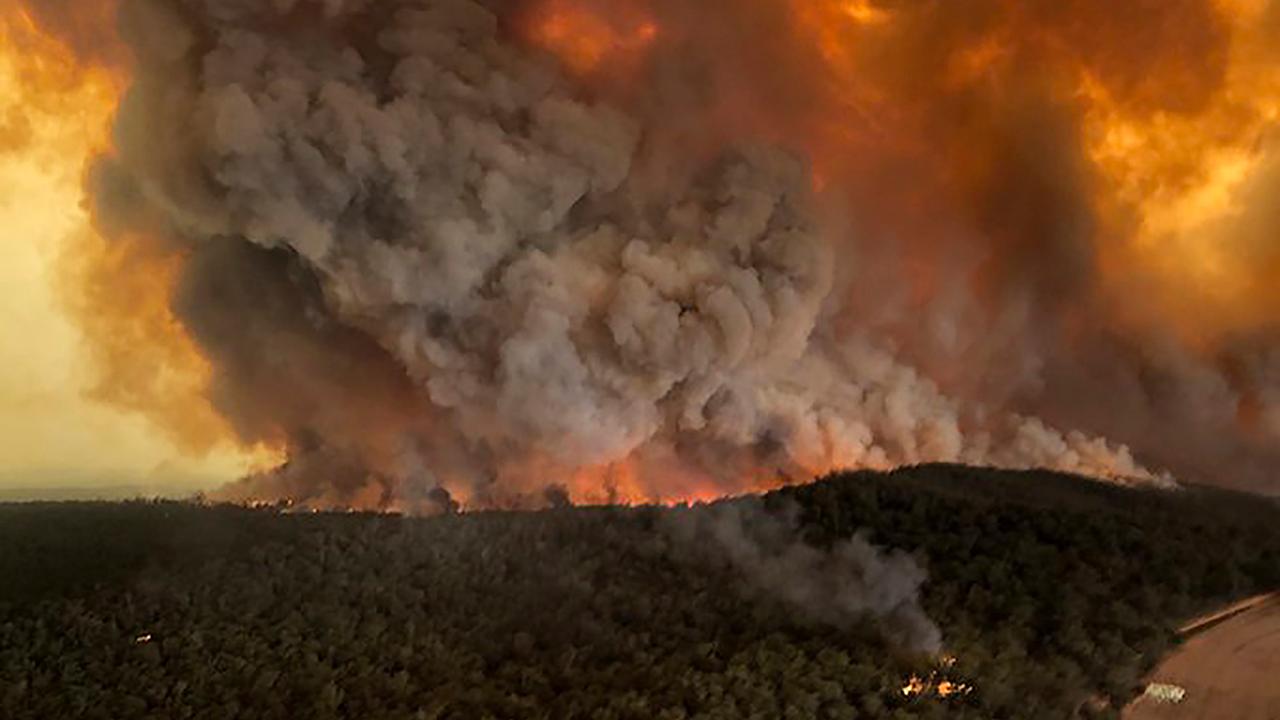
{"left": 2, "top": 464, "right": 1278, "bottom": 720}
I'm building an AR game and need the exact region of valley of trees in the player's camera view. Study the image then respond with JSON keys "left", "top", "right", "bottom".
{"left": 2, "top": 464, "right": 1278, "bottom": 719}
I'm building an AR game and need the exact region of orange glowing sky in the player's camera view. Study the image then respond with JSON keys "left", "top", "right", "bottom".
{"left": 0, "top": 8, "right": 268, "bottom": 492}
{"left": 530, "top": 0, "right": 1280, "bottom": 346}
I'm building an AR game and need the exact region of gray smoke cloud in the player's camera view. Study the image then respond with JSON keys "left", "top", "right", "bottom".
{"left": 665, "top": 499, "right": 943, "bottom": 654}
{"left": 80, "top": 0, "right": 1180, "bottom": 509}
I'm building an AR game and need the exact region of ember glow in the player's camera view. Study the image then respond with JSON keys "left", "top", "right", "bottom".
{"left": 5, "top": 0, "right": 1280, "bottom": 508}
{"left": 901, "top": 654, "right": 971, "bottom": 698}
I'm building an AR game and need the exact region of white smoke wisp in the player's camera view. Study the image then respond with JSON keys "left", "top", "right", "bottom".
{"left": 87, "top": 0, "right": 1172, "bottom": 509}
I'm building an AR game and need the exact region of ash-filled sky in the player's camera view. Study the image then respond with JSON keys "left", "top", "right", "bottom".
{"left": 2, "top": 0, "right": 1279, "bottom": 507}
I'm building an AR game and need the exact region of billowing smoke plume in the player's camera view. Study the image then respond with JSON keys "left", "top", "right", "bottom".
{"left": 666, "top": 499, "right": 943, "bottom": 654}
{"left": 69, "top": 0, "right": 1169, "bottom": 508}
{"left": 18, "top": 0, "right": 1280, "bottom": 505}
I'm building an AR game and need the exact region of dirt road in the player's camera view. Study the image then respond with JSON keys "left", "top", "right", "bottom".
{"left": 1125, "top": 594, "right": 1280, "bottom": 720}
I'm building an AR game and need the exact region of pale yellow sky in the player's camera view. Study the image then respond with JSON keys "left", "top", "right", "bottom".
{"left": 0, "top": 156, "right": 256, "bottom": 491}
{"left": 0, "top": 48, "right": 257, "bottom": 493}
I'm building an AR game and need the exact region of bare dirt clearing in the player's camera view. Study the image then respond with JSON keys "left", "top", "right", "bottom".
{"left": 1126, "top": 595, "right": 1280, "bottom": 720}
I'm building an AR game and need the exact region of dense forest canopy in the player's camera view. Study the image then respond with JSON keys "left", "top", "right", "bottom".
{"left": 2, "top": 464, "right": 1278, "bottom": 719}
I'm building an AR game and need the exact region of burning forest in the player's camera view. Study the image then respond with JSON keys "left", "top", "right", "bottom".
{"left": 4, "top": 0, "right": 1280, "bottom": 510}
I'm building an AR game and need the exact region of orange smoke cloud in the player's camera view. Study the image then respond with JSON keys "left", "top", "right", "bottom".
{"left": 524, "top": 0, "right": 1280, "bottom": 347}
{"left": 1, "top": 3, "right": 263, "bottom": 459}
{"left": 1084, "top": 0, "right": 1280, "bottom": 344}
{"left": 0, "top": 5, "right": 121, "bottom": 154}
{"left": 527, "top": 0, "right": 658, "bottom": 76}
{"left": 58, "top": 227, "right": 234, "bottom": 455}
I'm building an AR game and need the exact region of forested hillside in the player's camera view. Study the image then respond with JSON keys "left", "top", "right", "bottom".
{"left": 2, "top": 465, "right": 1278, "bottom": 719}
